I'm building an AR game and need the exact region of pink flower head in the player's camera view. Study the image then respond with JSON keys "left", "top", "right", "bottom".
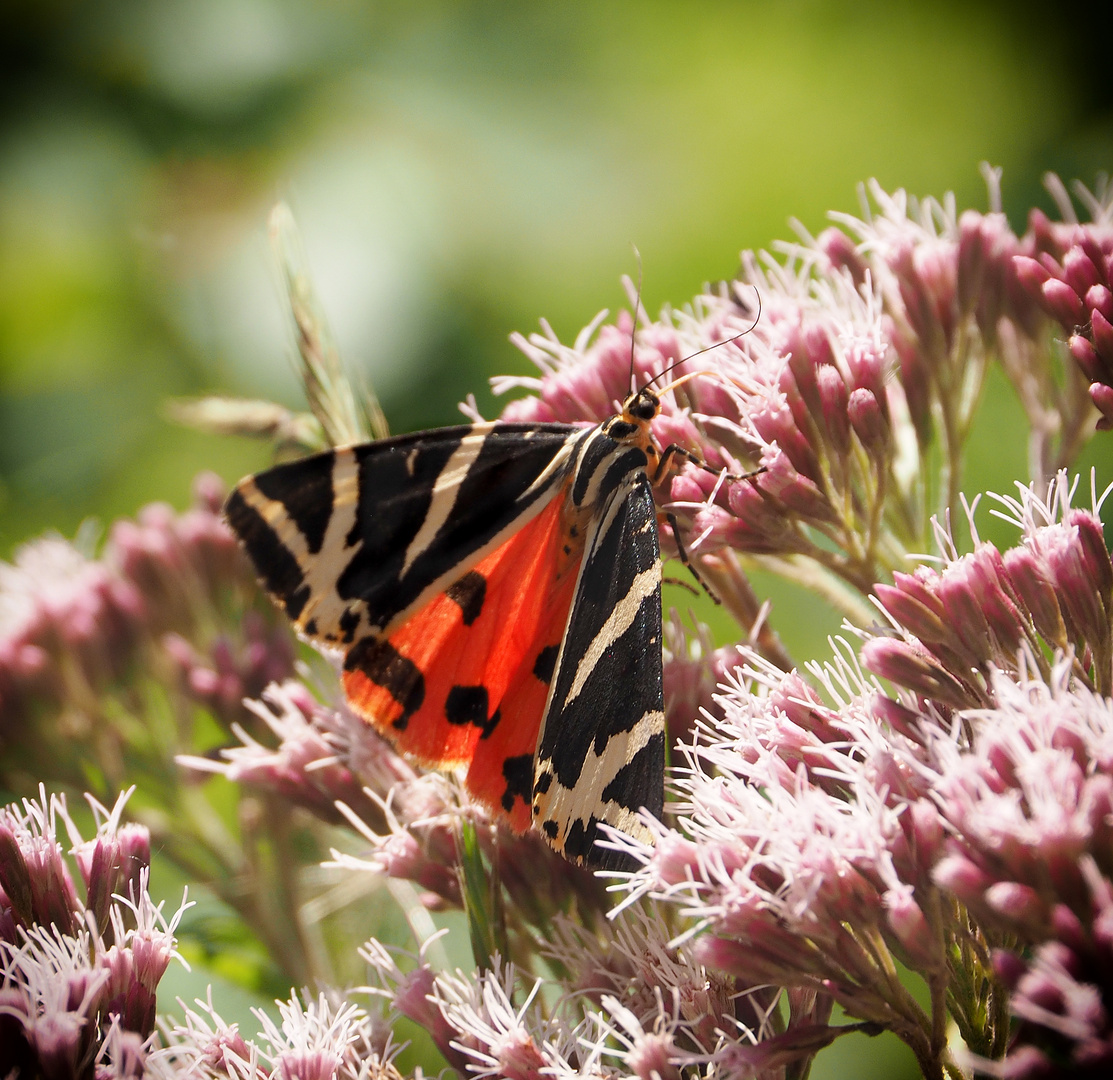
{"left": 431, "top": 962, "right": 555, "bottom": 1080}
{"left": 0, "top": 793, "right": 82, "bottom": 938}
{"left": 68, "top": 791, "right": 151, "bottom": 937}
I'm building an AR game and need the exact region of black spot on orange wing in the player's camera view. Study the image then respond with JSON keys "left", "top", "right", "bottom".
{"left": 501, "top": 754, "right": 534, "bottom": 812}
{"left": 446, "top": 571, "right": 486, "bottom": 626}
{"left": 458, "top": 506, "right": 583, "bottom": 835}
{"left": 445, "top": 685, "right": 498, "bottom": 736}
{"left": 532, "top": 644, "right": 558, "bottom": 684}
{"left": 345, "top": 638, "right": 425, "bottom": 730}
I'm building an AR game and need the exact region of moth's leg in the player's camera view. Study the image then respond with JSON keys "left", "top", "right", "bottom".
{"left": 653, "top": 445, "right": 764, "bottom": 603}
{"left": 653, "top": 443, "right": 706, "bottom": 484}
{"left": 662, "top": 574, "right": 700, "bottom": 596}
{"left": 652, "top": 443, "right": 763, "bottom": 486}
{"left": 661, "top": 509, "right": 720, "bottom": 604}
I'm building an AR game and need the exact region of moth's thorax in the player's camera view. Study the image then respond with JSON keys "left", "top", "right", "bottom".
{"left": 599, "top": 386, "right": 663, "bottom": 479}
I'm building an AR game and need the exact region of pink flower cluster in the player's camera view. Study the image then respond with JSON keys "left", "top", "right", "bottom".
{"left": 1013, "top": 180, "right": 1113, "bottom": 428}
{"left": 188, "top": 682, "right": 610, "bottom": 921}
{"left": 0, "top": 789, "right": 185, "bottom": 1079}
{"left": 361, "top": 923, "right": 738, "bottom": 1080}
{"left": 926, "top": 669, "right": 1113, "bottom": 1076}
{"left": 173, "top": 174, "right": 1113, "bottom": 1079}
{"left": 612, "top": 481, "right": 1113, "bottom": 1076}
{"left": 154, "top": 990, "right": 402, "bottom": 1080}
{"left": 864, "top": 477, "right": 1113, "bottom": 705}
{"left": 7, "top": 172, "right": 1113, "bottom": 1080}
{"left": 0, "top": 473, "right": 291, "bottom": 735}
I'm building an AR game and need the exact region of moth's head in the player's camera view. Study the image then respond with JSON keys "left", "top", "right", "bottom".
{"left": 622, "top": 386, "right": 660, "bottom": 424}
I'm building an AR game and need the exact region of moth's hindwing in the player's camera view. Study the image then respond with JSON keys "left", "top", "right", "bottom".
{"left": 343, "top": 490, "right": 583, "bottom": 830}
{"left": 532, "top": 469, "right": 665, "bottom": 871}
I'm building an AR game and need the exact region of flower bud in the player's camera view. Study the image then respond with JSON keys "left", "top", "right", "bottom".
{"left": 693, "top": 931, "right": 816, "bottom": 984}
{"left": 933, "top": 853, "right": 993, "bottom": 905}
{"left": 847, "top": 387, "right": 890, "bottom": 457}
{"left": 1070, "top": 333, "right": 1107, "bottom": 383}
{"left": 1049, "top": 902, "right": 1089, "bottom": 959}
{"left": 1062, "top": 246, "right": 1102, "bottom": 298}
{"left": 1092, "top": 308, "right": 1113, "bottom": 366}
{"left": 873, "top": 582, "right": 945, "bottom": 643}
{"left": 1069, "top": 511, "right": 1113, "bottom": 612}
{"left": 1002, "top": 546, "right": 1066, "bottom": 646}
{"left": 816, "top": 364, "right": 851, "bottom": 457}
{"left": 722, "top": 486, "right": 798, "bottom": 555}
{"left": 992, "top": 947, "right": 1027, "bottom": 989}
{"left": 860, "top": 639, "right": 974, "bottom": 708}
{"left": 985, "top": 882, "right": 1049, "bottom": 934}
{"left": 907, "top": 799, "right": 946, "bottom": 871}
{"left": 1042, "top": 278, "right": 1085, "bottom": 327}
{"left": 1013, "top": 254, "right": 1051, "bottom": 294}
{"left": 757, "top": 451, "right": 836, "bottom": 523}
{"left": 1089, "top": 382, "right": 1113, "bottom": 429}
{"left": 0, "top": 823, "right": 34, "bottom": 927}
{"left": 74, "top": 822, "right": 151, "bottom": 934}
{"left": 1047, "top": 517, "right": 1112, "bottom": 659}
{"left": 1088, "top": 284, "right": 1113, "bottom": 323}
{"left": 749, "top": 399, "right": 823, "bottom": 485}
{"left": 817, "top": 226, "right": 868, "bottom": 286}
{"left": 937, "top": 568, "right": 993, "bottom": 662}
{"left": 650, "top": 833, "right": 703, "bottom": 887}
{"left": 870, "top": 693, "right": 927, "bottom": 745}
{"left": 884, "top": 886, "right": 940, "bottom": 970}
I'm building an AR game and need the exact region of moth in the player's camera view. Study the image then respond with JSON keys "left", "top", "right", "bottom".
{"left": 225, "top": 373, "right": 725, "bottom": 869}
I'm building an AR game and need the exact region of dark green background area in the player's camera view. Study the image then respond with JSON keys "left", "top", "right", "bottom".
{"left": 0, "top": 3, "right": 1110, "bottom": 1073}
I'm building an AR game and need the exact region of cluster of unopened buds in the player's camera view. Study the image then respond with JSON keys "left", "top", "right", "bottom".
{"left": 1013, "top": 189, "right": 1113, "bottom": 427}
{"left": 865, "top": 488, "right": 1113, "bottom": 705}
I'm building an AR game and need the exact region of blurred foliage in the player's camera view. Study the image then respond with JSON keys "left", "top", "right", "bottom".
{"left": 0, "top": 3, "right": 1109, "bottom": 1075}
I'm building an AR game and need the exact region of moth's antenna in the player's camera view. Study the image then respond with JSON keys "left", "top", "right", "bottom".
{"left": 647, "top": 284, "right": 762, "bottom": 389}
{"left": 629, "top": 246, "right": 644, "bottom": 395}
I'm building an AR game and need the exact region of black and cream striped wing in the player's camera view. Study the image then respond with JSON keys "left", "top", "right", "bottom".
{"left": 224, "top": 421, "right": 581, "bottom": 647}
{"left": 532, "top": 468, "right": 665, "bottom": 870}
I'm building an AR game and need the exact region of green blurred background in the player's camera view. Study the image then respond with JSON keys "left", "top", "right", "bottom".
{"left": 2, "top": 0, "right": 1110, "bottom": 560}
{"left": 1, "top": 2, "right": 1111, "bottom": 1074}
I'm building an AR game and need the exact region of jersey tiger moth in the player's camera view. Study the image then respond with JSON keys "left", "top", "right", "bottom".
{"left": 224, "top": 377, "right": 723, "bottom": 869}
